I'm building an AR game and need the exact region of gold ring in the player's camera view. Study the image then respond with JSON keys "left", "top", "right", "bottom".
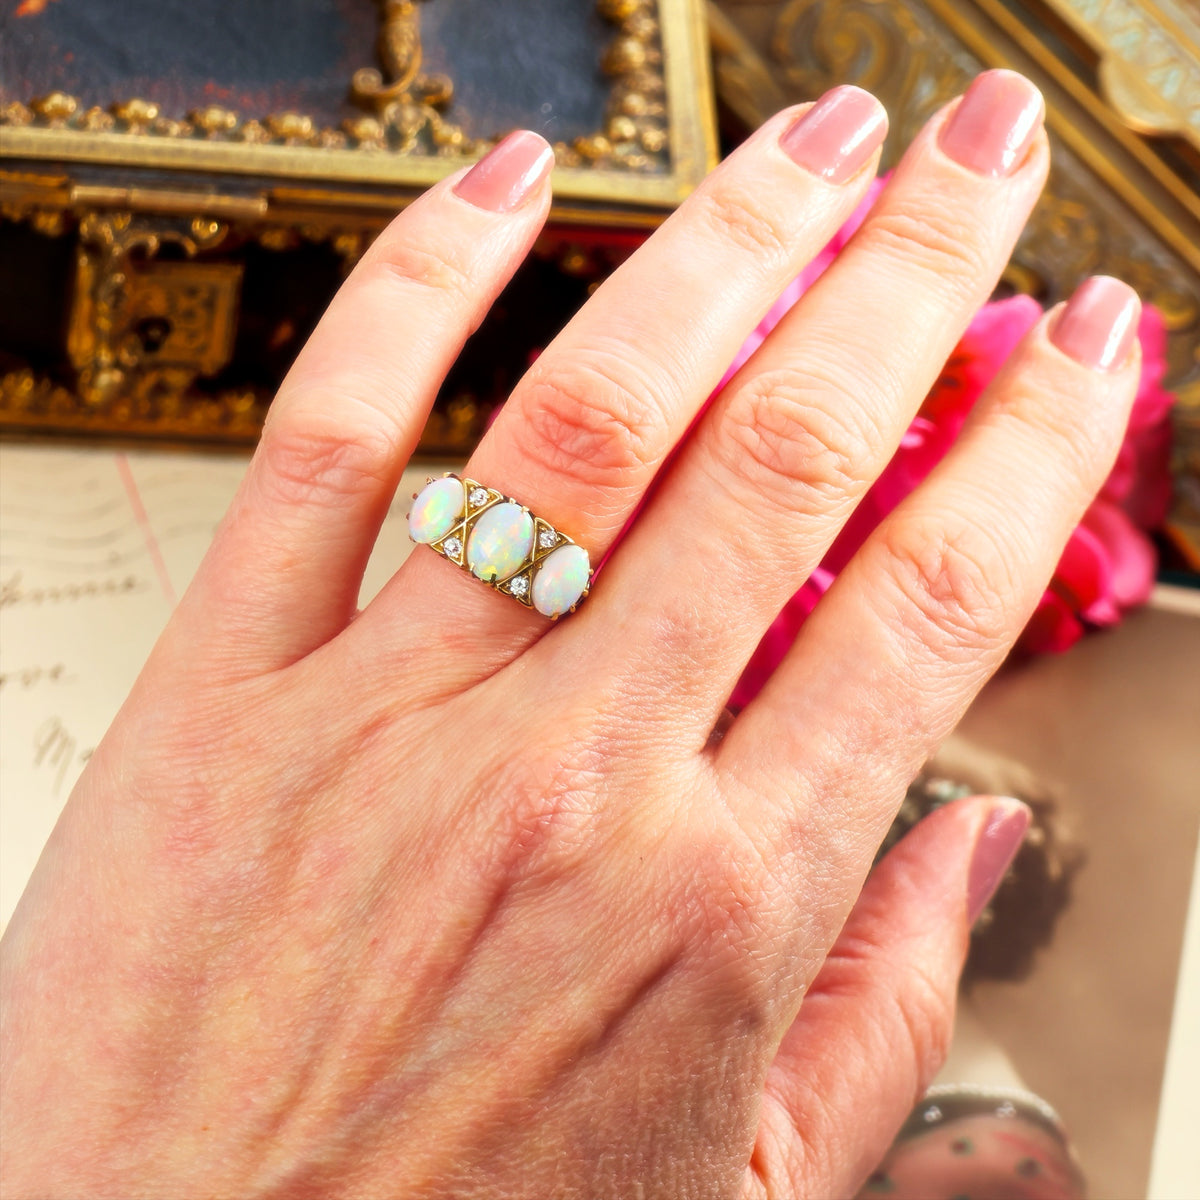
{"left": 407, "top": 474, "right": 592, "bottom": 618}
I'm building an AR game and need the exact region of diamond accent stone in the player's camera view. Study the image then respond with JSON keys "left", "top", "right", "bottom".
{"left": 508, "top": 575, "right": 529, "bottom": 597}
{"left": 538, "top": 529, "right": 557, "bottom": 549}
{"left": 442, "top": 536, "right": 462, "bottom": 557}
{"left": 469, "top": 487, "right": 490, "bottom": 507}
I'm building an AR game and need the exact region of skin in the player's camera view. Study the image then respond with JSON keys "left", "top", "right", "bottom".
{"left": 0, "top": 82, "right": 1137, "bottom": 1198}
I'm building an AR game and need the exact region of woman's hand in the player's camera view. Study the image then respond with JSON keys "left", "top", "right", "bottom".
{"left": 1, "top": 73, "right": 1141, "bottom": 1198}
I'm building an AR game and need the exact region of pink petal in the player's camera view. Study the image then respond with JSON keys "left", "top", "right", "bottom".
{"left": 1018, "top": 590, "right": 1085, "bottom": 655}
{"left": 1082, "top": 501, "right": 1157, "bottom": 610}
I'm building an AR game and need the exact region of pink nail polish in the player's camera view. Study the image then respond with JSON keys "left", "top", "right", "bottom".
{"left": 939, "top": 70, "right": 1044, "bottom": 178}
{"left": 1051, "top": 276, "right": 1141, "bottom": 371}
{"left": 967, "top": 800, "right": 1030, "bottom": 925}
{"left": 780, "top": 86, "right": 888, "bottom": 184}
{"left": 454, "top": 130, "right": 554, "bottom": 213}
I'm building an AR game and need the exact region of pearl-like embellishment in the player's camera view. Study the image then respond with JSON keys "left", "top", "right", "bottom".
{"left": 408, "top": 477, "right": 465, "bottom": 544}
{"left": 467, "top": 502, "right": 534, "bottom": 582}
{"left": 532, "top": 544, "right": 590, "bottom": 617}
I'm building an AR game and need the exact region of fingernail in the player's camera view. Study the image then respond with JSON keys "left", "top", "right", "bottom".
{"left": 967, "top": 799, "right": 1030, "bottom": 925}
{"left": 454, "top": 130, "right": 554, "bottom": 213}
{"left": 939, "top": 70, "right": 1044, "bottom": 178}
{"left": 1051, "top": 275, "right": 1141, "bottom": 371}
{"left": 780, "top": 86, "right": 889, "bottom": 184}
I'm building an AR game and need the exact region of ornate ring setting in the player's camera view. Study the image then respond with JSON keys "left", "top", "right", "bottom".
{"left": 407, "top": 474, "right": 592, "bottom": 617}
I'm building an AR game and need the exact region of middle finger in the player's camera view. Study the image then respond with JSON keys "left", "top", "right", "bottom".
{"left": 591, "top": 70, "right": 1048, "bottom": 726}
{"left": 359, "top": 88, "right": 888, "bottom": 662}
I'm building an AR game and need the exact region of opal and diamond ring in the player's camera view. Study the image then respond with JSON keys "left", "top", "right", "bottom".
{"left": 408, "top": 474, "right": 592, "bottom": 617}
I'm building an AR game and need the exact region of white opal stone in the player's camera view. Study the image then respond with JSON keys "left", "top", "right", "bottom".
{"left": 532, "top": 544, "right": 590, "bottom": 617}
{"left": 467, "top": 502, "right": 534, "bottom": 582}
{"left": 409, "top": 477, "right": 464, "bottom": 544}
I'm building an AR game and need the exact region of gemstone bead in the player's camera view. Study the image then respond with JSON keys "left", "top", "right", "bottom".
{"left": 467, "top": 502, "right": 534, "bottom": 582}
{"left": 408, "top": 477, "right": 464, "bottom": 544}
{"left": 531, "top": 544, "right": 590, "bottom": 617}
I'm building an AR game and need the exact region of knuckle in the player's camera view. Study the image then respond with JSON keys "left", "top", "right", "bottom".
{"left": 891, "top": 959, "right": 955, "bottom": 1082}
{"left": 992, "top": 392, "right": 1113, "bottom": 496}
{"left": 255, "top": 414, "right": 394, "bottom": 512}
{"left": 861, "top": 201, "right": 991, "bottom": 300}
{"left": 695, "top": 183, "right": 793, "bottom": 264}
{"left": 881, "top": 515, "right": 1018, "bottom": 651}
{"left": 711, "top": 371, "right": 874, "bottom": 515}
{"left": 486, "top": 741, "right": 607, "bottom": 887}
{"left": 359, "top": 237, "right": 475, "bottom": 300}
{"left": 512, "top": 354, "right": 667, "bottom": 486}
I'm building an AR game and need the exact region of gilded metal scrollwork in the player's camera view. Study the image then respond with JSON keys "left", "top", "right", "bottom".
{"left": 347, "top": 0, "right": 474, "bottom": 155}
{"left": 67, "top": 212, "right": 240, "bottom": 413}
{"left": 0, "top": 0, "right": 676, "bottom": 171}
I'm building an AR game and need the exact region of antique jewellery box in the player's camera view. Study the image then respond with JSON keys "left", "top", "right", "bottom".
{"left": 0, "top": 0, "right": 716, "bottom": 453}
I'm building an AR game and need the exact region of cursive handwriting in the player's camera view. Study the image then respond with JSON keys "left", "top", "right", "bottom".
{"left": 32, "top": 717, "right": 93, "bottom": 798}
{"left": 0, "top": 662, "right": 73, "bottom": 690}
{"left": 0, "top": 571, "right": 145, "bottom": 609}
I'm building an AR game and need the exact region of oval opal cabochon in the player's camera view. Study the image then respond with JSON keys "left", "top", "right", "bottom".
{"left": 467, "top": 502, "right": 534, "bottom": 581}
{"left": 409, "top": 477, "right": 465, "bottom": 544}
{"left": 532, "top": 543, "right": 590, "bottom": 616}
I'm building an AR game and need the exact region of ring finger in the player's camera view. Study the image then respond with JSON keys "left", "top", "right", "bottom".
{"left": 356, "top": 88, "right": 890, "bottom": 669}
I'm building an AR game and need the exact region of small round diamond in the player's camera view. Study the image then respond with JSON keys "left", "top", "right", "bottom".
{"left": 538, "top": 529, "right": 557, "bottom": 549}
{"left": 508, "top": 575, "right": 529, "bottom": 597}
{"left": 442, "top": 536, "right": 462, "bottom": 557}
{"left": 469, "top": 487, "right": 490, "bottom": 507}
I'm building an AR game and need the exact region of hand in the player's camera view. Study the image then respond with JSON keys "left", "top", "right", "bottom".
{"left": 1, "top": 72, "right": 1140, "bottom": 1198}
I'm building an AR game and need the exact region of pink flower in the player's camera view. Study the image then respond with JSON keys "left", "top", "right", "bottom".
{"left": 729, "top": 184, "right": 1175, "bottom": 703}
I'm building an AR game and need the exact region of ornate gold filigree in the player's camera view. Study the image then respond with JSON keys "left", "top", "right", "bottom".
{"left": 67, "top": 212, "right": 239, "bottom": 410}
{"left": 560, "top": 0, "right": 671, "bottom": 170}
{"left": 0, "top": 0, "right": 676, "bottom": 172}
{"left": 0, "top": 366, "right": 268, "bottom": 441}
{"left": 348, "top": 0, "right": 470, "bottom": 155}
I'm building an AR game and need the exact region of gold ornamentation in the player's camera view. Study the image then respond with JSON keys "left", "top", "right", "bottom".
{"left": 1038, "top": 0, "right": 1200, "bottom": 146}
{"left": 707, "top": 5, "right": 788, "bottom": 133}
{"left": 67, "top": 212, "right": 239, "bottom": 411}
{"left": 347, "top": 0, "right": 474, "bottom": 156}
{"left": 1, "top": 1, "right": 715, "bottom": 208}
{"left": 0, "top": 1, "right": 660, "bottom": 169}
{"left": 0, "top": 0, "right": 689, "bottom": 178}
{"left": 0, "top": 366, "right": 267, "bottom": 441}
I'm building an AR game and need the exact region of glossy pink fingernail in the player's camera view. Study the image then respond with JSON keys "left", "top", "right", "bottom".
{"left": 939, "top": 70, "right": 1044, "bottom": 178}
{"left": 780, "top": 86, "right": 889, "bottom": 184}
{"left": 967, "top": 800, "right": 1030, "bottom": 925}
{"left": 454, "top": 130, "right": 554, "bottom": 213}
{"left": 1051, "top": 276, "right": 1141, "bottom": 371}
